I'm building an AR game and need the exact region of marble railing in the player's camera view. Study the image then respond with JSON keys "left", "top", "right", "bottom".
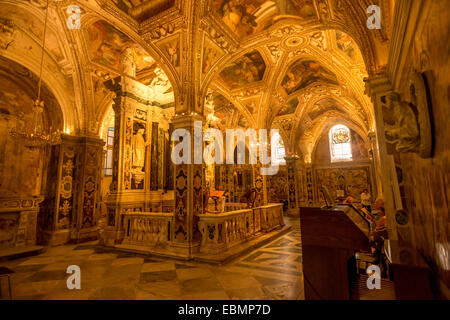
{"left": 118, "top": 203, "right": 284, "bottom": 254}
{"left": 121, "top": 212, "right": 173, "bottom": 247}
{"left": 224, "top": 202, "right": 248, "bottom": 212}
{"left": 198, "top": 203, "right": 284, "bottom": 254}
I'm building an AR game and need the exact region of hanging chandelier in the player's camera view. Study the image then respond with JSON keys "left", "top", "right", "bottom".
{"left": 10, "top": 0, "right": 61, "bottom": 148}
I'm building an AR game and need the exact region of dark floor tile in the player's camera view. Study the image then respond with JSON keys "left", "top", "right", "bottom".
{"left": 180, "top": 277, "right": 223, "bottom": 294}
{"left": 22, "top": 270, "right": 67, "bottom": 283}
{"left": 175, "top": 263, "right": 196, "bottom": 269}
{"left": 7, "top": 264, "right": 46, "bottom": 273}
{"left": 139, "top": 270, "right": 177, "bottom": 283}
{"left": 254, "top": 276, "right": 292, "bottom": 286}
{"left": 143, "top": 258, "right": 164, "bottom": 263}
{"left": 88, "top": 286, "right": 136, "bottom": 300}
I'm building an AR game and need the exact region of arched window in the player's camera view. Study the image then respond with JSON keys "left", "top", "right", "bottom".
{"left": 272, "top": 131, "right": 286, "bottom": 165}
{"left": 329, "top": 125, "right": 352, "bottom": 161}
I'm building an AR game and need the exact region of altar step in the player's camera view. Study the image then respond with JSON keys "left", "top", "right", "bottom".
{"left": 0, "top": 245, "right": 44, "bottom": 262}
{"left": 113, "top": 225, "right": 292, "bottom": 264}
{"left": 193, "top": 225, "right": 292, "bottom": 264}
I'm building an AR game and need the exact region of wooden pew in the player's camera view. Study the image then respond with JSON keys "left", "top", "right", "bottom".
{"left": 300, "top": 206, "right": 370, "bottom": 300}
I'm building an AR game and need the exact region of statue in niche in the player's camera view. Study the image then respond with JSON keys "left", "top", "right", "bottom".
{"left": 383, "top": 92, "right": 420, "bottom": 153}
{"left": 120, "top": 47, "right": 136, "bottom": 78}
{"left": 131, "top": 127, "right": 148, "bottom": 187}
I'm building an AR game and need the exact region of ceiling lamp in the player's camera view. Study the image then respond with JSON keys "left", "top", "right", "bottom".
{"left": 10, "top": 0, "right": 61, "bottom": 148}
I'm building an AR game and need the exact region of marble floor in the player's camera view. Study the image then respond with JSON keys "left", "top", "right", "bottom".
{"left": 0, "top": 218, "right": 304, "bottom": 300}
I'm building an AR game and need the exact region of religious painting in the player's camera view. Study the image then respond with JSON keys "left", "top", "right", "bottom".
{"left": 87, "top": 20, "right": 155, "bottom": 72}
{"left": 315, "top": 167, "right": 372, "bottom": 202}
{"left": 212, "top": 93, "right": 238, "bottom": 128}
{"left": 281, "top": 60, "right": 338, "bottom": 95}
{"left": 335, "top": 31, "right": 361, "bottom": 62}
{"left": 0, "top": 213, "right": 18, "bottom": 248}
{"left": 266, "top": 168, "right": 288, "bottom": 202}
{"left": 277, "top": 97, "right": 299, "bottom": 116}
{"left": 111, "top": 0, "right": 175, "bottom": 21}
{"left": 350, "top": 130, "right": 369, "bottom": 160}
{"left": 219, "top": 50, "right": 266, "bottom": 89}
{"left": 237, "top": 115, "right": 249, "bottom": 128}
{"left": 158, "top": 35, "right": 180, "bottom": 68}
{"left": 202, "top": 38, "right": 223, "bottom": 74}
{"left": 212, "top": 0, "right": 316, "bottom": 38}
{"left": 0, "top": 6, "right": 64, "bottom": 62}
{"left": 243, "top": 97, "right": 258, "bottom": 114}
{"left": 307, "top": 99, "right": 345, "bottom": 120}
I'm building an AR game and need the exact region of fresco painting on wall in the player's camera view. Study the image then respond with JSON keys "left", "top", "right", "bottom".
{"left": 277, "top": 97, "right": 299, "bottom": 116}
{"left": 219, "top": 50, "right": 266, "bottom": 89}
{"left": 315, "top": 167, "right": 371, "bottom": 202}
{"left": 0, "top": 6, "right": 65, "bottom": 62}
{"left": 212, "top": 0, "right": 316, "bottom": 38}
{"left": 212, "top": 94, "right": 237, "bottom": 128}
{"left": 237, "top": 115, "right": 249, "bottom": 128}
{"left": 281, "top": 60, "right": 338, "bottom": 95}
{"left": 202, "top": 38, "right": 222, "bottom": 74}
{"left": 266, "top": 168, "right": 288, "bottom": 202}
{"left": 350, "top": 130, "right": 369, "bottom": 159}
{"left": 0, "top": 214, "right": 18, "bottom": 248}
{"left": 159, "top": 36, "right": 180, "bottom": 68}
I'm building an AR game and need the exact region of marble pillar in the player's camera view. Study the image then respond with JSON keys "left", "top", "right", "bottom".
{"left": 40, "top": 135, "right": 103, "bottom": 245}
{"left": 171, "top": 114, "right": 203, "bottom": 257}
{"left": 285, "top": 155, "right": 300, "bottom": 216}
{"left": 365, "top": 74, "right": 401, "bottom": 241}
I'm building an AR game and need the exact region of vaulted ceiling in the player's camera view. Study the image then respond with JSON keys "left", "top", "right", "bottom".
{"left": 0, "top": 0, "right": 394, "bottom": 159}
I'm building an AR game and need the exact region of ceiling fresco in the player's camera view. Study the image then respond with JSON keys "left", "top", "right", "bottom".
{"left": 212, "top": 0, "right": 317, "bottom": 39}
{"left": 277, "top": 97, "right": 299, "bottom": 116}
{"left": 335, "top": 31, "right": 364, "bottom": 63}
{"left": 87, "top": 20, "right": 155, "bottom": 72}
{"left": 112, "top": 0, "right": 175, "bottom": 22}
{"left": 219, "top": 50, "right": 266, "bottom": 89}
{"left": 0, "top": 5, "right": 64, "bottom": 63}
{"left": 281, "top": 60, "right": 338, "bottom": 95}
{"left": 307, "top": 98, "right": 347, "bottom": 121}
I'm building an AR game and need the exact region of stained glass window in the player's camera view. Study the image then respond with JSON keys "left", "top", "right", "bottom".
{"left": 329, "top": 125, "right": 352, "bottom": 161}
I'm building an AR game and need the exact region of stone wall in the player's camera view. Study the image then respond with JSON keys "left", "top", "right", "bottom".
{"left": 393, "top": 0, "right": 450, "bottom": 296}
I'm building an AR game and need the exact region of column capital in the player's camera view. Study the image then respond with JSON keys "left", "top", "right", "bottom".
{"left": 364, "top": 73, "right": 393, "bottom": 100}
{"left": 284, "top": 154, "right": 300, "bottom": 162}
{"left": 171, "top": 113, "right": 205, "bottom": 127}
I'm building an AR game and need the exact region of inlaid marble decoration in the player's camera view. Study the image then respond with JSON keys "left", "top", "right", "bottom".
{"left": 174, "top": 165, "right": 188, "bottom": 242}
{"left": 58, "top": 147, "right": 76, "bottom": 230}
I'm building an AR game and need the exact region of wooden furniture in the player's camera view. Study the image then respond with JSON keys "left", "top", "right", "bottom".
{"left": 384, "top": 240, "right": 433, "bottom": 300}
{"left": 0, "top": 266, "right": 13, "bottom": 300}
{"left": 300, "top": 205, "right": 370, "bottom": 300}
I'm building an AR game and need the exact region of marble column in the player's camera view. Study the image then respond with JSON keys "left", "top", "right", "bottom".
{"left": 285, "top": 155, "right": 301, "bottom": 216}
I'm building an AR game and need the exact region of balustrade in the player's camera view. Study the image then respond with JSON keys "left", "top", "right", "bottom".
{"left": 122, "top": 212, "right": 173, "bottom": 247}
